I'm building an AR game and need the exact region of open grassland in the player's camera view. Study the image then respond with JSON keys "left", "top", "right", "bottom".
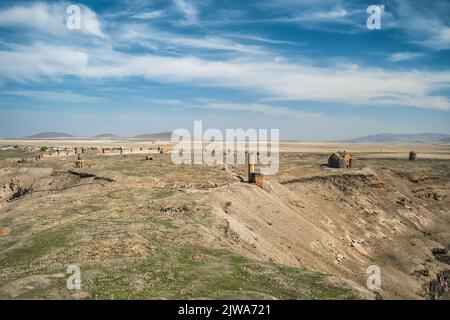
{"left": 0, "top": 142, "right": 449, "bottom": 299}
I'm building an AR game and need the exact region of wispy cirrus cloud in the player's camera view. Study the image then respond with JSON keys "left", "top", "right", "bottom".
{"left": 0, "top": 42, "right": 88, "bottom": 82}
{"left": 3, "top": 89, "right": 106, "bottom": 104}
{"left": 223, "top": 0, "right": 448, "bottom": 48}
{"left": 1, "top": 41, "right": 449, "bottom": 111}
{"left": 0, "top": 0, "right": 449, "bottom": 139}
{"left": 388, "top": 52, "right": 425, "bottom": 62}
{"left": 422, "top": 27, "right": 450, "bottom": 50}
{"left": 116, "top": 23, "right": 267, "bottom": 55}
{"left": 173, "top": 0, "right": 198, "bottom": 25}
{"left": 195, "top": 102, "right": 325, "bottom": 120}
{"left": 303, "top": 8, "right": 348, "bottom": 20}
{"left": 147, "top": 98, "right": 183, "bottom": 105}
{"left": 131, "top": 10, "right": 166, "bottom": 20}
{"left": 146, "top": 98, "right": 326, "bottom": 120}
{"left": 389, "top": 0, "right": 450, "bottom": 50}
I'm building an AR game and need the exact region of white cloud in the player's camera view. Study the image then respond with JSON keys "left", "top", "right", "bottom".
{"left": 388, "top": 52, "right": 425, "bottom": 62}
{"left": 300, "top": 8, "right": 348, "bottom": 20}
{"left": 173, "top": 0, "right": 198, "bottom": 24}
{"left": 423, "top": 27, "right": 450, "bottom": 50}
{"left": 0, "top": 2, "right": 105, "bottom": 38}
{"left": 117, "top": 24, "right": 266, "bottom": 54}
{"left": 3, "top": 90, "right": 105, "bottom": 104}
{"left": 0, "top": 43, "right": 88, "bottom": 81}
{"left": 1, "top": 42, "right": 449, "bottom": 111}
{"left": 0, "top": 1, "right": 449, "bottom": 112}
{"left": 147, "top": 98, "right": 183, "bottom": 105}
{"left": 131, "top": 10, "right": 165, "bottom": 20}
{"left": 371, "top": 95, "right": 450, "bottom": 111}
{"left": 227, "top": 34, "right": 299, "bottom": 46}
{"left": 0, "top": 2, "right": 61, "bottom": 32}
{"left": 79, "top": 5, "right": 105, "bottom": 38}
{"left": 197, "top": 102, "right": 325, "bottom": 120}
{"left": 391, "top": 0, "right": 450, "bottom": 50}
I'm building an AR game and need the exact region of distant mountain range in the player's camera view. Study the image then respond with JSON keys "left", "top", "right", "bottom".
{"left": 346, "top": 133, "right": 450, "bottom": 143}
{"left": 25, "top": 132, "right": 76, "bottom": 139}
{"left": 22, "top": 131, "right": 174, "bottom": 140}
{"left": 18, "top": 132, "right": 450, "bottom": 142}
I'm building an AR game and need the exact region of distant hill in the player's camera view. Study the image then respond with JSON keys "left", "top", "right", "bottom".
{"left": 20, "top": 131, "right": 177, "bottom": 140}
{"left": 132, "top": 132, "right": 174, "bottom": 140}
{"left": 439, "top": 137, "right": 450, "bottom": 143}
{"left": 25, "top": 132, "right": 75, "bottom": 139}
{"left": 347, "top": 133, "right": 450, "bottom": 143}
{"left": 93, "top": 133, "right": 119, "bottom": 139}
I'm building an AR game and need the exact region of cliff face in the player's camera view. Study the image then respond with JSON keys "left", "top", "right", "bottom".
{"left": 204, "top": 162, "right": 450, "bottom": 299}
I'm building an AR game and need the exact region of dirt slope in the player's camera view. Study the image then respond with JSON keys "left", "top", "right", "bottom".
{"left": 0, "top": 151, "right": 448, "bottom": 299}
{"left": 204, "top": 166, "right": 450, "bottom": 299}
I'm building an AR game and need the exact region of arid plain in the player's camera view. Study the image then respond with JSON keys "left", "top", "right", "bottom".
{"left": 0, "top": 140, "right": 449, "bottom": 299}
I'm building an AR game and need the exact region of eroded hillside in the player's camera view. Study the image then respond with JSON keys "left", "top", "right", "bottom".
{"left": 206, "top": 157, "right": 450, "bottom": 299}
{"left": 0, "top": 150, "right": 449, "bottom": 299}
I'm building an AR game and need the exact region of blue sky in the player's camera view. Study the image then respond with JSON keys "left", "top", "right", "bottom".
{"left": 0, "top": 0, "right": 449, "bottom": 139}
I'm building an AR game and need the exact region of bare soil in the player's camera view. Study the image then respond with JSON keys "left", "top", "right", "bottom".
{"left": 0, "top": 142, "right": 449, "bottom": 299}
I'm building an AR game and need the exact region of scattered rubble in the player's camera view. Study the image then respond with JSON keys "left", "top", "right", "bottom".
{"left": 191, "top": 253, "right": 215, "bottom": 263}
{"left": 160, "top": 204, "right": 190, "bottom": 214}
{"left": 422, "top": 270, "right": 450, "bottom": 300}
{"left": 432, "top": 248, "right": 448, "bottom": 255}
{"left": 412, "top": 267, "right": 429, "bottom": 278}
{"left": 413, "top": 188, "right": 446, "bottom": 201}
{"left": 397, "top": 197, "right": 412, "bottom": 207}
{"left": 68, "top": 171, "right": 115, "bottom": 183}
{"left": 431, "top": 248, "right": 450, "bottom": 265}
{"left": 1, "top": 179, "right": 33, "bottom": 202}
{"left": 9, "top": 185, "right": 32, "bottom": 201}
{"left": 223, "top": 201, "right": 232, "bottom": 214}
{"left": 411, "top": 175, "right": 430, "bottom": 183}
{"left": 0, "top": 143, "right": 449, "bottom": 300}
{"left": 17, "top": 158, "right": 34, "bottom": 164}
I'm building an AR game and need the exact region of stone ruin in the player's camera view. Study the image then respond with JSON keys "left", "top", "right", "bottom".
{"left": 75, "top": 153, "right": 85, "bottom": 169}
{"left": 328, "top": 151, "right": 357, "bottom": 169}
{"left": 409, "top": 151, "right": 417, "bottom": 161}
{"left": 247, "top": 152, "right": 264, "bottom": 189}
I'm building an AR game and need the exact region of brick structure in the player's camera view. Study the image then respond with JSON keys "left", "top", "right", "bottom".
{"left": 75, "top": 154, "right": 85, "bottom": 168}
{"left": 328, "top": 151, "right": 357, "bottom": 169}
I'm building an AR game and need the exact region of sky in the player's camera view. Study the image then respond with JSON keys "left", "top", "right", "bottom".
{"left": 0, "top": 0, "right": 449, "bottom": 140}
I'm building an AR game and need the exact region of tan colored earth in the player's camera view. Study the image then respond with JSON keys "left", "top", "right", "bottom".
{"left": 0, "top": 140, "right": 449, "bottom": 299}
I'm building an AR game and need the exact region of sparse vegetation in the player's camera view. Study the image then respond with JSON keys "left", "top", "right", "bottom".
{"left": 0, "top": 142, "right": 449, "bottom": 300}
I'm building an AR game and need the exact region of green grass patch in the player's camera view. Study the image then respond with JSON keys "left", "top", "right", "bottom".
{"left": 0, "top": 226, "right": 75, "bottom": 268}
{"left": 81, "top": 247, "right": 355, "bottom": 300}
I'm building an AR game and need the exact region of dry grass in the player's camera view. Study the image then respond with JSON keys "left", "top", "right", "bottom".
{"left": 0, "top": 142, "right": 449, "bottom": 299}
